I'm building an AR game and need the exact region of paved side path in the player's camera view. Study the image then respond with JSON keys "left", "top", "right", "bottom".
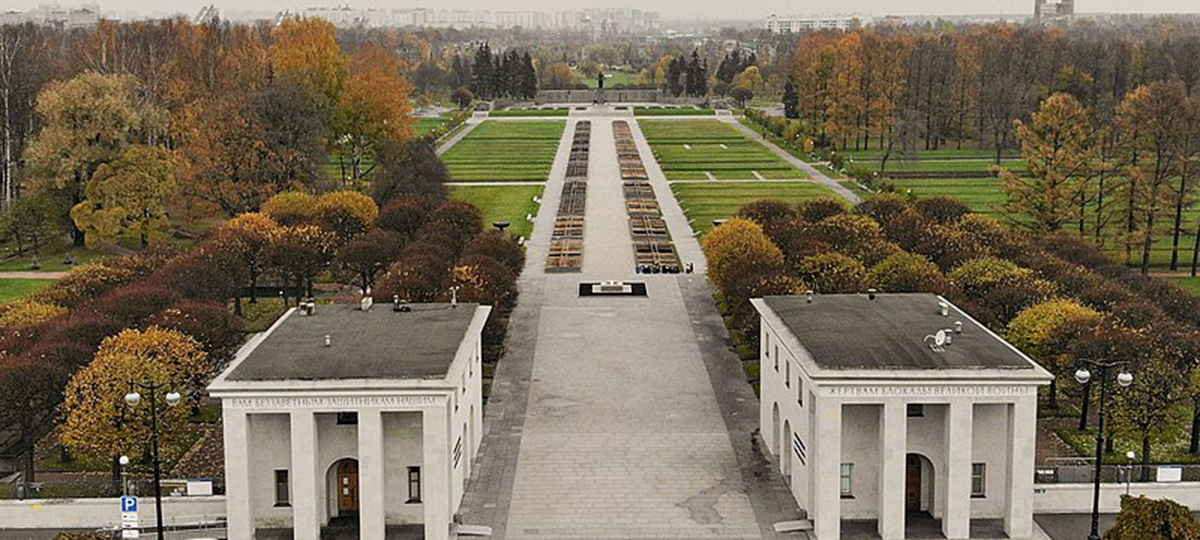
{"left": 435, "top": 115, "right": 484, "bottom": 156}
{"left": 722, "top": 118, "right": 861, "bottom": 205}
{"left": 0, "top": 271, "right": 66, "bottom": 279}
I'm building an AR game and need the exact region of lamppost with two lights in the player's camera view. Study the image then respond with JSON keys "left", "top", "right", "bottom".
{"left": 124, "top": 383, "right": 182, "bottom": 540}
{"left": 1073, "top": 359, "right": 1133, "bottom": 540}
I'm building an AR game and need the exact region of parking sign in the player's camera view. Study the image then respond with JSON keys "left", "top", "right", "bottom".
{"left": 121, "top": 496, "right": 138, "bottom": 513}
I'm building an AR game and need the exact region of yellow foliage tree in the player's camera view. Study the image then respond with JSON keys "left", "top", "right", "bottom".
{"left": 60, "top": 327, "right": 209, "bottom": 464}
{"left": 261, "top": 191, "right": 317, "bottom": 226}
{"left": 314, "top": 191, "right": 379, "bottom": 242}
{"left": 70, "top": 145, "right": 179, "bottom": 249}
{"left": 1007, "top": 299, "right": 1101, "bottom": 408}
{"left": 335, "top": 44, "right": 414, "bottom": 181}
{"left": 269, "top": 17, "right": 347, "bottom": 107}
{"left": 701, "top": 218, "right": 785, "bottom": 291}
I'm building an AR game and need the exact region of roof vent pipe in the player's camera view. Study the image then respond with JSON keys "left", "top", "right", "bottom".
{"left": 938, "top": 301, "right": 949, "bottom": 317}
{"left": 393, "top": 295, "right": 401, "bottom": 312}
{"left": 324, "top": 334, "right": 331, "bottom": 347}
{"left": 806, "top": 290, "right": 814, "bottom": 303}
{"left": 954, "top": 321, "right": 963, "bottom": 333}
{"left": 867, "top": 288, "right": 877, "bottom": 300}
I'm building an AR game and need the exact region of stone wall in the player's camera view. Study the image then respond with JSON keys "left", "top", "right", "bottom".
{"left": 0, "top": 496, "right": 226, "bottom": 529}
{"left": 1033, "top": 482, "right": 1200, "bottom": 513}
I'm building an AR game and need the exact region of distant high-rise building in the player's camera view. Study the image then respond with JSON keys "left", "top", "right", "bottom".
{"left": 1034, "top": 0, "right": 1074, "bottom": 21}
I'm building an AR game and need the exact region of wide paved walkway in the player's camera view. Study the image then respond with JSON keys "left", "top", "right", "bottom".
{"left": 459, "top": 112, "right": 800, "bottom": 539}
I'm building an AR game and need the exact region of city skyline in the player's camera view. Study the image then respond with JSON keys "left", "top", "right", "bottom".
{"left": 3, "top": 0, "right": 1200, "bottom": 21}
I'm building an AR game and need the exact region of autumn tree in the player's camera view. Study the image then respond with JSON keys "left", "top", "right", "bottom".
{"left": 24, "top": 72, "right": 167, "bottom": 245}
{"left": 184, "top": 81, "right": 329, "bottom": 215}
{"left": 1, "top": 194, "right": 61, "bottom": 255}
{"left": 313, "top": 191, "right": 379, "bottom": 243}
{"left": 335, "top": 44, "right": 414, "bottom": 181}
{"left": 60, "top": 327, "right": 208, "bottom": 465}
{"left": 210, "top": 213, "right": 280, "bottom": 313}
{"left": 1000, "top": 93, "right": 1100, "bottom": 234}
{"left": 70, "top": 145, "right": 178, "bottom": 248}
{"left": 701, "top": 219, "right": 784, "bottom": 291}
{"left": 267, "top": 224, "right": 337, "bottom": 303}
{"left": 372, "top": 139, "right": 449, "bottom": 202}
{"left": 1006, "top": 299, "right": 1101, "bottom": 409}
{"left": 1118, "top": 81, "right": 1190, "bottom": 274}
{"left": 338, "top": 228, "right": 406, "bottom": 292}
{"left": 269, "top": 17, "right": 346, "bottom": 108}
{"left": 262, "top": 191, "right": 316, "bottom": 226}
{"left": 867, "top": 252, "right": 946, "bottom": 293}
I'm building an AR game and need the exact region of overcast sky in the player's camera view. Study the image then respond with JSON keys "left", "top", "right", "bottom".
{"left": 5, "top": 0, "right": 1200, "bottom": 20}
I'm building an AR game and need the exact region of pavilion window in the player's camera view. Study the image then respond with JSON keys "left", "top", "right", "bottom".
{"left": 274, "top": 469, "right": 290, "bottom": 507}
{"left": 840, "top": 463, "right": 853, "bottom": 498}
{"left": 407, "top": 466, "right": 422, "bottom": 503}
{"left": 774, "top": 345, "right": 780, "bottom": 372}
{"left": 796, "top": 378, "right": 803, "bottom": 407}
{"left": 907, "top": 404, "right": 924, "bottom": 418}
{"left": 336, "top": 412, "right": 358, "bottom": 425}
{"left": 785, "top": 361, "right": 791, "bottom": 388}
{"left": 972, "top": 463, "right": 986, "bottom": 497}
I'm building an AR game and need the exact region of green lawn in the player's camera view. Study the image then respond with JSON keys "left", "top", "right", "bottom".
{"left": 0, "top": 278, "right": 56, "bottom": 302}
{"left": 414, "top": 116, "right": 450, "bottom": 135}
{"left": 641, "top": 119, "right": 806, "bottom": 181}
{"left": 853, "top": 158, "right": 1026, "bottom": 175}
{"left": 845, "top": 147, "right": 1018, "bottom": 161}
{"left": 671, "top": 181, "right": 842, "bottom": 235}
{"left": 442, "top": 121, "right": 565, "bottom": 182}
{"left": 1167, "top": 277, "right": 1200, "bottom": 295}
{"left": 449, "top": 184, "right": 544, "bottom": 240}
{"left": 489, "top": 108, "right": 570, "bottom": 117}
{"left": 635, "top": 106, "right": 716, "bottom": 117}
{"left": 0, "top": 245, "right": 102, "bottom": 272}
{"left": 887, "top": 178, "right": 1008, "bottom": 218}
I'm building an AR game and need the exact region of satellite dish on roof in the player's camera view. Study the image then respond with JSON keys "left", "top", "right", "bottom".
{"left": 934, "top": 329, "right": 947, "bottom": 347}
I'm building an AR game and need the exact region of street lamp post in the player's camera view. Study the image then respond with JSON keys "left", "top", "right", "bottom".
{"left": 125, "top": 383, "right": 182, "bottom": 540}
{"left": 119, "top": 455, "right": 130, "bottom": 497}
{"left": 1074, "top": 359, "right": 1133, "bottom": 540}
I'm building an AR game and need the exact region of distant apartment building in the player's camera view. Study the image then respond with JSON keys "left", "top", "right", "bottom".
{"left": 293, "top": 6, "right": 658, "bottom": 33}
{"left": 0, "top": 3, "right": 100, "bottom": 27}
{"left": 765, "top": 14, "right": 869, "bottom": 33}
{"left": 1034, "top": 0, "right": 1075, "bottom": 21}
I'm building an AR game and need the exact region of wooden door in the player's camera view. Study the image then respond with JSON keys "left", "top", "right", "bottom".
{"left": 337, "top": 460, "right": 359, "bottom": 515}
{"left": 905, "top": 455, "right": 921, "bottom": 511}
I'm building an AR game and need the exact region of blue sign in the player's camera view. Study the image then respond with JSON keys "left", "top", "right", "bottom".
{"left": 121, "top": 496, "right": 138, "bottom": 513}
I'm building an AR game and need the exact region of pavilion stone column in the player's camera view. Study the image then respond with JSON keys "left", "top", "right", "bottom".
{"left": 358, "top": 408, "right": 386, "bottom": 538}
{"left": 222, "top": 408, "right": 254, "bottom": 540}
{"left": 813, "top": 397, "right": 843, "bottom": 540}
{"left": 942, "top": 400, "right": 974, "bottom": 539}
{"left": 423, "top": 403, "right": 451, "bottom": 540}
{"left": 878, "top": 401, "right": 907, "bottom": 540}
{"left": 1004, "top": 396, "right": 1036, "bottom": 538}
{"left": 290, "top": 410, "right": 321, "bottom": 540}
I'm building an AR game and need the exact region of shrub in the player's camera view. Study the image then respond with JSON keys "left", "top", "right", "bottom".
{"left": 796, "top": 198, "right": 845, "bottom": 223}
{"left": 463, "top": 231, "right": 525, "bottom": 275}
{"left": 1007, "top": 298, "right": 1102, "bottom": 406}
{"left": 796, "top": 253, "right": 868, "bottom": 294}
{"left": 1104, "top": 495, "right": 1200, "bottom": 540}
{"left": 34, "top": 262, "right": 138, "bottom": 308}
{"left": 868, "top": 252, "right": 947, "bottom": 293}
{"left": 855, "top": 193, "right": 912, "bottom": 225}
{"left": 914, "top": 196, "right": 972, "bottom": 224}
{"left": 261, "top": 191, "right": 316, "bottom": 226}
{"left": 90, "top": 284, "right": 182, "bottom": 327}
{"left": 735, "top": 199, "right": 799, "bottom": 228}
{"left": 813, "top": 213, "right": 899, "bottom": 267}
{"left": 948, "top": 257, "right": 1034, "bottom": 298}
{"left": 0, "top": 300, "right": 66, "bottom": 329}
{"left": 452, "top": 255, "right": 519, "bottom": 312}
{"left": 146, "top": 300, "right": 244, "bottom": 362}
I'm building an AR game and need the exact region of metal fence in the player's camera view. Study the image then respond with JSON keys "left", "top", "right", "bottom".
{"left": 1036, "top": 458, "right": 1200, "bottom": 484}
